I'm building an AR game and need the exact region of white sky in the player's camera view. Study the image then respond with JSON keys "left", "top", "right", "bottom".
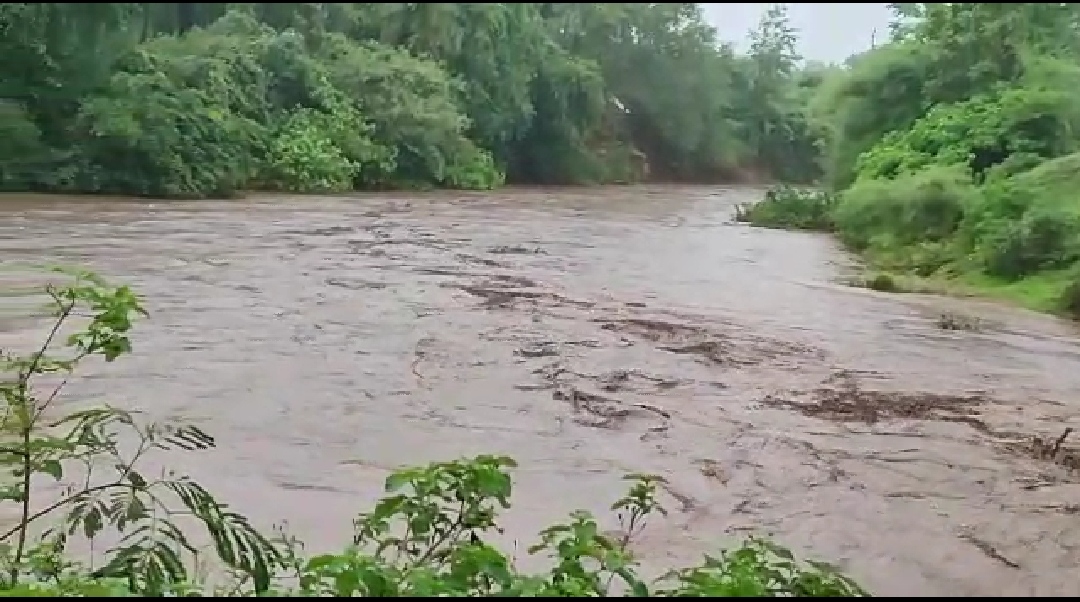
{"left": 701, "top": 3, "right": 893, "bottom": 63}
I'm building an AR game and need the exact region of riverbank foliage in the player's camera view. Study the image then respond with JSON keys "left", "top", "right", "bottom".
{"left": 0, "top": 3, "right": 822, "bottom": 197}
{"left": 735, "top": 187, "right": 835, "bottom": 232}
{"left": 740, "top": 4, "right": 1080, "bottom": 318}
{"left": 0, "top": 273, "right": 868, "bottom": 596}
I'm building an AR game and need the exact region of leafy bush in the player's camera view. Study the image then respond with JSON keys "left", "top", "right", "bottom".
{"left": 975, "top": 203, "right": 1080, "bottom": 280}
{"left": 263, "top": 108, "right": 361, "bottom": 193}
{"left": 77, "top": 67, "right": 263, "bottom": 198}
{"left": 809, "top": 44, "right": 932, "bottom": 190}
{"left": 0, "top": 272, "right": 868, "bottom": 597}
{"left": 833, "top": 166, "right": 974, "bottom": 254}
{"left": 853, "top": 86, "right": 1077, "bottom": 184}
{"left": 743, "top": 4, "right": 1080, "bottom": 318}
{"left": 735, "top": 186, "right": 836, "bottom": 232}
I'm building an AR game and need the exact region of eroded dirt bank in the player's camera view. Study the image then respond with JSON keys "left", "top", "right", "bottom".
{"left": 2, "top": 186, "right": 1080, "bottom": 596}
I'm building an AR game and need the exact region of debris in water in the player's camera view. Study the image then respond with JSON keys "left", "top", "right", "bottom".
{"left": 488, "top": 244, "right": 547, "bottom": 255}
{"left": 936, "top": 311, "right": 984, "bottom": 332}
{"left": 763, "top": 373, "right": 986, "bottom": 426}
{"left": 515, "top": 342, "right": 560, "bottom": 358}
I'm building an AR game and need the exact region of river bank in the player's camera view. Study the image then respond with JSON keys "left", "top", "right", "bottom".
{"left": 737, "top": 184, "right": 1080, "bottom": 323}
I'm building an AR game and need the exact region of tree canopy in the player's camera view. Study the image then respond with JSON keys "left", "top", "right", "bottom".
{"left": 0, "top": 2, "right": 823, "bottom": 197}
{"left": 746, "top": 2, "right": 1080, "bottom": 318}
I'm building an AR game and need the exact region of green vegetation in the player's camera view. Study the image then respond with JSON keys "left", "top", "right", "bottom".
{"left": 735, "top": 187, "right": 835, "bottom": 232}
{"left": 16, "top": 2, "right": 1080, "bottom": 317}
{"left": 739, "top": 3, "right": 1080, "bottom": 318}
{"left": 0, "top": 272, "right": 868, "bottom": 596}
{"left": 0, "top": 3, "right": 823, "bottom": 196}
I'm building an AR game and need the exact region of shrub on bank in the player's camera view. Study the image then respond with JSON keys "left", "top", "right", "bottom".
{"left": 734, "top": 186, "right": 837, "bottom": 232}
{"left": 740, "top": 151, "right": 1080, "bottom": 318}
{"left": 0, "top": 271, "right": 868, "bottom": 596}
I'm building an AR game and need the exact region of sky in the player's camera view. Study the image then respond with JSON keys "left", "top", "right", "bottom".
{"left": 701, "top": 3, "right": 893, "bottom": 64}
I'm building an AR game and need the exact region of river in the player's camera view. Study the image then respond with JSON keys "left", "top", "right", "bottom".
{"left": 1, "top": 185, "right": 1080, "bottom": 596}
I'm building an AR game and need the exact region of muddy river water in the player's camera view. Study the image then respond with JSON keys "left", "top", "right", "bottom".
{"left": 2, "top": 185, "right": 1080, "bottom": 596}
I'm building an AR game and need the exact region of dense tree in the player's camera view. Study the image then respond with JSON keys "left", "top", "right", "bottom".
{"left": 737, "top": 4, "right": 820, "bottom": 182}
{"left": 0, "top": 2, "right": 821, "bottom": 197}
{"left": 749, "top": 2, "right": 1080, "bottom": 318}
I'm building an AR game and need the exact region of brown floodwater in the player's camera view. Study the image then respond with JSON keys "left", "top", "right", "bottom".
{"left": 2, "top": 185, "right": 1080, "bottom": 596}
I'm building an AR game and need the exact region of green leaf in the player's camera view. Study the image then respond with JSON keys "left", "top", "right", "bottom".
{"left": 126, "top": 471, "right": 147, "bottom": 489}
{"left": 39, "top": 459, "right": 62, "bottom": 481}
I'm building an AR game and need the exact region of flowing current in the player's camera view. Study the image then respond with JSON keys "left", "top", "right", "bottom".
{"left": 2, "top": 186, "right": 1080, "bottom": 596}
